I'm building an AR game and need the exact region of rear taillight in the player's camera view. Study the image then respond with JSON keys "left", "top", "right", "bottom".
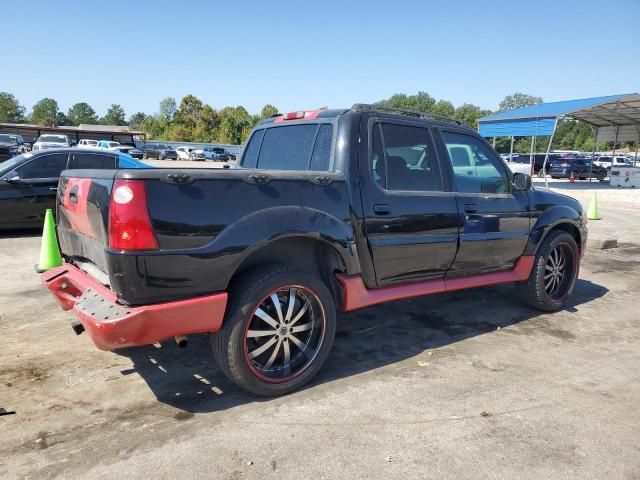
{"left": 283, "top": 111, "right": 306, "bottom": 120}
{"left": 108, "top": 179, "right": 159, "bottom": 251}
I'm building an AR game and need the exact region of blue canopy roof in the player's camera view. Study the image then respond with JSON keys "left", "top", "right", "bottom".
{"left": 478, "top": 93, "right": 639, "bottom": 137}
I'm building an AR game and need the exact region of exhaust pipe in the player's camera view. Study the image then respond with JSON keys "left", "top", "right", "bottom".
{"left": 175, "top": 335, "right": 188, "bottom": 348}
{"left": 71, "top": 320, "right": 85, "bottom": 335}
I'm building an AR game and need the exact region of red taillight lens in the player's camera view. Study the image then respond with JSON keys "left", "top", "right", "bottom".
{"left": 283, "top": 111, "right": 306, "bottom": 120}
{"left": 108, "top": 179, "right": 159, "bottom": 251}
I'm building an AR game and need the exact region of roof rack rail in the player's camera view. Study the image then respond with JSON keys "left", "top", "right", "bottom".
{"left": 351, "top": 103, "right": 465, "bottom": 126}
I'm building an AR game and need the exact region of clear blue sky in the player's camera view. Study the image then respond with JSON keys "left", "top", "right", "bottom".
{"left": 4, "top": 0, "right": 639, "bottom": 117}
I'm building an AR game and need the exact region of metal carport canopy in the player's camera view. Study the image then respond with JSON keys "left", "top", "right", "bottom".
{"left": 477, "top": 93, "right": 640, "bottom": 141}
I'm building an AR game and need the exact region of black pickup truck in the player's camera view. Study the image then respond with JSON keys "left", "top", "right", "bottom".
{"left": 42, "top": 105, "right": 587, "bottom": 396}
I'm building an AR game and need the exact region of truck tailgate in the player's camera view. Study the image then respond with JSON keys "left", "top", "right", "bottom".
{"left": 57, "top": 170, "right": 117, "bottom": 274}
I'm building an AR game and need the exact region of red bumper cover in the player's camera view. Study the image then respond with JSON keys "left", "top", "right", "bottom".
{"left": 41, "top": 264, "right": 228, "bottom": 351}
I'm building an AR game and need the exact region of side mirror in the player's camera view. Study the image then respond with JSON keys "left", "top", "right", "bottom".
{"left": 6, "top": 175, "right": 22, "bottom": 184}
{"left": 512, "top": 172, "right": 531, "bottom": 191}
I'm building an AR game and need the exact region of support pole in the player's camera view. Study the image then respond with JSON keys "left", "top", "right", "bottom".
{"left": 543, "top": 117, "right": 560, "bottom": 188}
{"left": 529, "top": 136, "right": 535, "bottom": 177}
{"left": 509, "top": 136, "right": 514, "bottom": 161}
{"left": 492, "top": 137, "right": 496, "bottom": 148}
{"left": 634, "top": 124, "right": 640, "bottom": 168}
{"left": 589, "top": 126, "right": 598, "bottom": 183}
{"left": 611, "top": 125, "right": 619, "bottom": 171}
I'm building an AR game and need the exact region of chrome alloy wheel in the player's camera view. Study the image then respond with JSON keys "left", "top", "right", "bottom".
{"left": 545, "top": 244, "right": 570, "bottom": 299}
{"left": 243, "top": 286, "right": 326, "bottom": 382}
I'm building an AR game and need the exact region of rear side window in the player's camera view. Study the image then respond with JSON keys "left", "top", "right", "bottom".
{"left": 309, "top": 124, "right": 333, "bottom": 170}
{"left": 17, "top": 153, "right": 69, "bottom": 179}
{"left": 72, "top": 153, "right": 117, "bottom": 169}
{"left": 370, "top": 123, "right": 443, "bottom": 192}
{"left": 242, "top": 124, "right": 334, "bottom": 170}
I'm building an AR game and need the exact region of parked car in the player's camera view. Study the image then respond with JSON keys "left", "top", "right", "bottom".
{"left": 175, "top": 146, "right": 195, "bottom": 160}
{"left": 95, "top": 140, "right": 143, "bottom": 159}
{"left": 32, "top": 134, "right": 72, "bottom": 151}
{"left": 0, "top": 148, "right": 148, "bottom": 230}
{"left": 42, "top": 104, "right": 587, "bottom": 397}
{"left": 96, "top": 140, "right": 121, "bottom": 150}
{"left": 0, "top": 134, "right": 29, "bottom": 161}
{"left": 508, "top": 153, "right": 561, "bottom": 176}
{"left": 593, "top": 155, "right": 633, "bottom": 171}
{"left": 190, "top": 148, "right": 206, "bottom": 161}
{"left": 141, "top": 143, "right": 178, "bottom": 160}
{"left": 78, "top": 139, "right": 99, "bottom": 148}
{"left": 113, "top": 145, "right": 144, "bottom": 159}
{"left": 549, "top": 157, "right": 607, "bottom": 181}
{"left": 203, "top": 146, "right": 232, "bottom": 161}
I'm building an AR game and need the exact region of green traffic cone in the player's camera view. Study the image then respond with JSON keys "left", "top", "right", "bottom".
{"left": 36, "top": 209, "right": 63, "bottom": 272}
{"left": 587, "top": 191, "right": 601, "bottom": 220}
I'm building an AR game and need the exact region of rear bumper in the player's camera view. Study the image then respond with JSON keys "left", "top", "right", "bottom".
{"left": 41, "top": 264, "right": 228, "bottom": 351}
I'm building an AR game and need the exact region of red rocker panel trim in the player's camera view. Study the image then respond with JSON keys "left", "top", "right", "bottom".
{"left": 336, "top": 256, "right": 535, "bottom": 312}
{"left": 42, "top": 264, "right": 228, "bottom": 351}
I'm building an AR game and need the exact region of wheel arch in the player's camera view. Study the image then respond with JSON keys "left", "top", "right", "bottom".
{"left": 525, "top": 206, "right": 584, "bottom": 257}
{"left": 229, "top": 235, "right": 351, "bottom": 306}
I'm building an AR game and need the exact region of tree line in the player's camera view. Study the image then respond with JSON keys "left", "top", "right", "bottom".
{"left": 0, "top": 91, "right": 632, "bottom": 152}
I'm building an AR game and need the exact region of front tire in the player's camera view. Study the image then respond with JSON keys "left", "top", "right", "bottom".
{"left": 212, "top": 266, "right": 336, "bottom": 396}
{"left": 517, "top": 230, "right": 579, "bottom": 312}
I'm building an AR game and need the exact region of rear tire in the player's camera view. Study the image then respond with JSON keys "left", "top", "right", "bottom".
{"left": 212, "top": 266, "right": 336, "bottom": 396}
{"left": 517, "top": 230, "right": 579, "bottom": 312}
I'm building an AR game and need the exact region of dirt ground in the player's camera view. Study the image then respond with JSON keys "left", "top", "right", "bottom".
{"left": 1, "top": 182, "right": 639, "bottom": 479}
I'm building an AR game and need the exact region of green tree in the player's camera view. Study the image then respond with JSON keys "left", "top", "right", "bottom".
{"left": 0, "top": 92, "right": 26, "bottom": 123}
{"left": 67, "top": 102, "right": 98, "bottom": 125}
{"left": 498, "top": 92, "right": 543, "bottom": 113}
{"left": 158, "top": 97, "right": 177, "bottom": 122}
{"left": 56, "top": 111, "right": 69, "bottom": 126}
{"left": 260, "top": 104, "right": 279, "bottom": 120}
{"left": 168, "top": 124, "right": 192, "bottom": 141}
{"left": 175, "top": 94, "right": 204, "bottom": 129}
{"left": 377, "top": 91, "right": 436, "bottom": 113}
{"left": 454, "top": 103, "right": 491, "bottom": 129}
{"left": 193, "top": 105, "right": 220, "bottom": 142}
{"left": 218, "top": 106, "right": 253, "bottom": 144}
{"left": 101, "top": 104, "right": 127, "bottom": 125}
{"left": 31, "top": 98, "right": 59, "bottom": 126}
{"left": 128, "top": 112, "right": 147, "bottom": 131}
{"left": 141, "top": 115, "right": 165, "bottom": 139}
{"left": 431, "top": 100, "right": 455, "bottom": 117}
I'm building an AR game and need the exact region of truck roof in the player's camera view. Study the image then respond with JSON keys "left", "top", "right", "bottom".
{"left": 258, "top": 104, "right": 470, "bottom": 129}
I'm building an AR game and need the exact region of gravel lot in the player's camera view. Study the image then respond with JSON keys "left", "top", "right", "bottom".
{"left": 1, "top": 182, "right": 639, "bottom": 479}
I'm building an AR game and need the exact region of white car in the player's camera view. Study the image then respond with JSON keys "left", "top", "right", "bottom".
{"left": 594, "top": 155, "right": 633, "bottom": 170}
{"left": 78, "top": 139, "right": 99, "bottom": 148}
{"left": 32, "top": 134, "right": 71, "bottom": 151}
{"left": 96, "top": 140, "right": 122, "bottom": 150}
{"left": 175, "top": 146, "right": 194, "bottom": 160}
{"left": 503, "top": 159, "right": 532, "bottom": 176}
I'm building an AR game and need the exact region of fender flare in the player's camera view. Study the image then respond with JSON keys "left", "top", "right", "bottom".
{"left": 524, "top": 205, "right": 585, "bottom": 256}
{"left": 205, "top": 205, "right": 358, "bottom": 282}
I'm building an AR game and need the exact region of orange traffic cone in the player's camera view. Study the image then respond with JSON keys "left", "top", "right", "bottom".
{"left": 569, "top": 172, "right": 575, "bottom": 183}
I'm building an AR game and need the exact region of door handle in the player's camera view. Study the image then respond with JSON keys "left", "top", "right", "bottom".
{"left": 49, "top": 187, "right": 58, "bottom": 191}
{"left": 374, "top": 204, "right": 391, "bottom": 215}
{"left": 464, "top": 203, "right": 477, "bottom": 213}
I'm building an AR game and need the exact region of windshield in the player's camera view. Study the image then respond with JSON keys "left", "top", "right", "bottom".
{"left": 0, "top": 134, "right": 15, "bottom": 144}
{"left": 38, "top": 135, "right": 67, "bottom": 144}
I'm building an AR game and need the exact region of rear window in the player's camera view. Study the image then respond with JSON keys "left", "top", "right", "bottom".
{"left": 242, "top": 124, "right": 333, "bottom": 170}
